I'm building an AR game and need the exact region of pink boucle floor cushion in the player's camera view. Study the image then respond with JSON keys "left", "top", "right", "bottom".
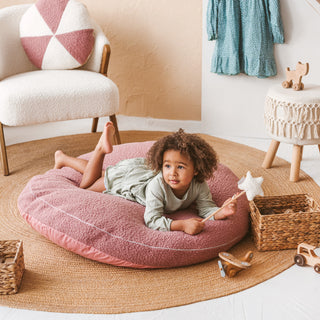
{"left": 18, "top": 141, "right": 249, "bottom": 268}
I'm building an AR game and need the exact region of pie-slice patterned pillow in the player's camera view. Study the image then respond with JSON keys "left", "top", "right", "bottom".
{"left": 20, "top": 0, "right": 95, "bottom": 70}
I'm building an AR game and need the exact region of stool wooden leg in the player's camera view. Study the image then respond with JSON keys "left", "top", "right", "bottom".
{"left": 300, "top": 145, "right": 304, "bottom": 159}
{"left": 290, "top": 145, "right": 303, "bottom": 182}
{"left": 262, "top": 140, "right": 280, "bottom": 169}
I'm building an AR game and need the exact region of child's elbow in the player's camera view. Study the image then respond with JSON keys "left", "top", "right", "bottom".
{"left": 144, "top": 215, "right": 171, "bottom": 232}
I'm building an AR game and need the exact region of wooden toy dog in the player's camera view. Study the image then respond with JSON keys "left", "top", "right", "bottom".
{"left": 282, "top": 61, "right": 309, "bottom": 91}
{"left": 218, "top": 251, "right": 253, "bottom": 278}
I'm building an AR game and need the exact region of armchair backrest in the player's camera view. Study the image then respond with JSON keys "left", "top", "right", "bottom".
{"left": 80, "top": 19, "right": 110, "bottom": 73}
{"left": 0, "top": 5, "right": 36, "bottom": 80}
{"left": 0, "top": 4, "right": 109, "bottom": 81}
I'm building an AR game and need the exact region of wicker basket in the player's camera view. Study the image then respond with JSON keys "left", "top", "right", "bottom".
{"left": 0, "top": 240, "right": 25, "bottom": 294}
{"left": 249, "top": 194, "right": 320, "bottom": 251}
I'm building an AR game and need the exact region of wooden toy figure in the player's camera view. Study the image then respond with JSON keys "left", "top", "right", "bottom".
{"left": 282, "top": 61, "right": 309, "bottom": 91}
{"left": 294, "top": 243, "right": 320, "bottom": 273}
{"left": 218, "top": 251, "right": 253, "bottom": 277}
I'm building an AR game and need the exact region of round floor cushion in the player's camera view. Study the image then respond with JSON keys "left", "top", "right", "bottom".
{"left": 18, "top": 141, "right": 249, "bottom": 268}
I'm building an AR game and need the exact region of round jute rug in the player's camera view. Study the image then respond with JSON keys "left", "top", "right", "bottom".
{"left": 1, "top": 131, "right": 320, "bottom": 314}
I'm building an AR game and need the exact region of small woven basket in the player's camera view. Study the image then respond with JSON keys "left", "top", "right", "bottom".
{"left": 249, "top": 194, "right": 320, "bottom": 251}
{"left": 0, "top": 240, "right": 25, "bottom": 294}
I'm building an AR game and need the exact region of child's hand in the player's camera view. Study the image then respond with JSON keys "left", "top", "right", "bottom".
{"left": 183, "top": 218, "right": 205, "bottom": 235}
{"left": 214, "top": 197, "right": 237, "bottom": 220}
{"left": 170, "top": 218, "right": 205, "bottom": 235}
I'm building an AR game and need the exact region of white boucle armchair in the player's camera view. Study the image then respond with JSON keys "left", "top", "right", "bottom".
{"left": 0, "top": 4, "right": 121, "bottom": 176}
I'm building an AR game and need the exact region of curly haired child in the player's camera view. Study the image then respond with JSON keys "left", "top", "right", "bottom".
{"left": 54, "top": 122, "right": 237, "bottom": 235}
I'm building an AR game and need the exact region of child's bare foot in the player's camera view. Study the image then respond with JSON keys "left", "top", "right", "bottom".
{"left": 54, "top": 150, "right": 65, "bottom": 169}
{"left": 96, "top": 122, "right": 115, "bottom": 154}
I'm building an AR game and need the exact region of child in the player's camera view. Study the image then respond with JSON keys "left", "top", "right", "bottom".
{"left": 54, "top": 122, "right": 237, "bottom": 235}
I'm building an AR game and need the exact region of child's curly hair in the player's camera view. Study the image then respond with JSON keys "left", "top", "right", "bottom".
{"left": 146, "top": 129, "right": 218, "bottom": 183}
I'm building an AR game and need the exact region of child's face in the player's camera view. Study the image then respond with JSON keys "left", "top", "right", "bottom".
{"left": 162, "top": 149, "right": 197, "bottom": 198}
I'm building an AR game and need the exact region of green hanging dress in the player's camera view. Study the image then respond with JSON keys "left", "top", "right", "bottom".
{"left": 207, "top": 0, "right": 284, "bottom": 78}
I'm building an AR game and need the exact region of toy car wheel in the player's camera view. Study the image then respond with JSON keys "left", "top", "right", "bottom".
{"left": 314, "top": 264, "right": 320, "bottom": 274}
{"left": 293, "top": 83, "right": 301, "bottom": 91}
{"left": 282, "top": 81, "right": 290, "bottom": 88}
{"left": 294, "top": 254, "right": 305, "bottom": 266}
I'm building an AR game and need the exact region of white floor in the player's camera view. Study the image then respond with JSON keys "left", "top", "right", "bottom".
{"left": 1, "top": 118, "right": 320, "bottom": 320}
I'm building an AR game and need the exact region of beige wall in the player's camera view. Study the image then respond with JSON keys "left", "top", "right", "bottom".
{"left": 0, "top": 0, "right": 201, "bottom": 121}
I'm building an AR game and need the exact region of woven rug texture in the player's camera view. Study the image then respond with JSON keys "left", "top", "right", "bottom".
{"left": 1, "top": 131, "right": 320, "bottom": 314}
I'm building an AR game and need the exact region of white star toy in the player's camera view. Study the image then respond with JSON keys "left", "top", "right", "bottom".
{"left": 202, "top": 171, "right": 264, "bottom": 222}
{"left": 238, "top": 171, "right": 264, "bottom": 201}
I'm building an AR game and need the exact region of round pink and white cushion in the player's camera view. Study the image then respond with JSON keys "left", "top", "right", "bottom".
{"left": 18, "top": 141, "right": 249, "bottom": 268}
{"left": 19, "top": 0, "right": 95, "bottom": 69}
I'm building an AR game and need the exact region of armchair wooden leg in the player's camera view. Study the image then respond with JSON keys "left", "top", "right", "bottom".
{"left": 91, "top": 117, "right": 99, "bottom": 133}
{"left": 109, "top": 114, "right": 121, "bottom": 145}
{"left": 0, "top": 122, "right": 9, "bottom": 176}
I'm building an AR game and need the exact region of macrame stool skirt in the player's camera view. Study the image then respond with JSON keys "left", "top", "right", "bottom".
{"left": 263, "top": 84, "right": 320, "bottom": 182}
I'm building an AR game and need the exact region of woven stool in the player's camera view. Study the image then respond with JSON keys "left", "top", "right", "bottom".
{"left": 263, "top": 84, "right": 320, "bottom": 182}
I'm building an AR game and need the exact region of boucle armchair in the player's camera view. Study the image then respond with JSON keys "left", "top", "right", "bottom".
{"left": 0, "top": 4, "right": 121, "bottom": 176}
